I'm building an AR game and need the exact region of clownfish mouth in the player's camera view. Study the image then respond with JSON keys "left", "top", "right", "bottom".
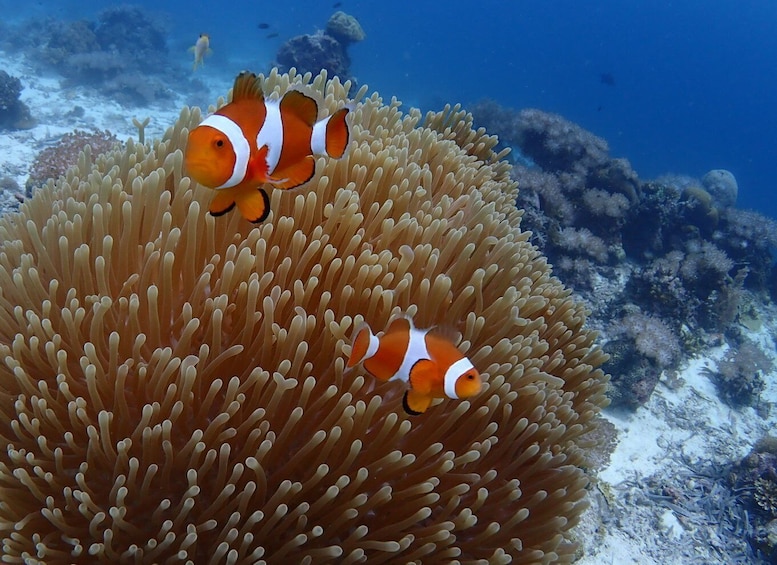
{"left": 184, "top": 157, "right": 228, "bottom": 189}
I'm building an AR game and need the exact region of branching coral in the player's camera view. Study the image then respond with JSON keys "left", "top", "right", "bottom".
{"left": 705, "top": 340, "right": 772, "bottom": 406}
{"left": 0, "top": 69, "right": 608, "bottom": 563}
{"left": 26, "top": 129, "right": 121, "bottom": 191}
{"left": 603, "top": 309, "right": 681, "bottom": 407}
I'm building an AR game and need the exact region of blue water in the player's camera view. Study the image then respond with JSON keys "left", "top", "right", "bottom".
{"left": 7, "top": 0, "right": 777, "bottom": 217}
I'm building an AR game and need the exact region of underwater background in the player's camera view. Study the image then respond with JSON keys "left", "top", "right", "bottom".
{"left": 7, "top": 0, "right": 775, "bottom": 216}
{"left": 1, "top": 1, "right": 777, "bottom": 563}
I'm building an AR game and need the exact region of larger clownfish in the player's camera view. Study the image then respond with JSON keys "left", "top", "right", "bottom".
{"left": 184, "top": 71, "right": 351, "bottom": 223}
{"left": 347, "top": 317, "right": 482, "bottom": 415}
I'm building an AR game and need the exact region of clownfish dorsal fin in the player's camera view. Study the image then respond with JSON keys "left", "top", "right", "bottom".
{"left": 384, "top": 316, "right": 412, "bottom": 339}
{"left": 403, "top": 389, "right": 432, "bottom": 415}
{"left": 280, "top": 90, "right": 319, "bottom": 127}
{"left": 408, "top": 358, "right": 436, "bottom": 395}
{"left": 426, "top": 324, "right": 462, "bottom": 347}
{"left": 231, "top": 72, "right": 264, "bottom": 103}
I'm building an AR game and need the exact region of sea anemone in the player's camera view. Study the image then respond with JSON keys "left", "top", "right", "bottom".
{"left": 0, "top": 69, "right": 608, "bottom": 563}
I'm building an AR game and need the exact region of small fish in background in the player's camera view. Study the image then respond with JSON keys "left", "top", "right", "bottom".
{"left": 184, "top": 71, "right": 352, "bottom": 223}
{"left": 333, "top": 2, "right": 343, "bottom": 7}
{"left": 347, "top": 316, "right": 482, "bottom": 415}
{"left": 189, "top": 33, "right": 211, "bottom": 71}
{"left": 257, "top": 22, "right": 271, "bottom": 29}
{"left": 599, "top": 72, "right": 615, "bottom": 86}
{"left": 266, "top": 33, "right": 279, "bottom": 39}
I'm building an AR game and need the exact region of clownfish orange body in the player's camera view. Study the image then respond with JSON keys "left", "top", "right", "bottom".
{"left": 347, "top": 317, "right": 482, "bottom": 415}
{"left": 184, "top": 71, "right": 351, "bottom": 223}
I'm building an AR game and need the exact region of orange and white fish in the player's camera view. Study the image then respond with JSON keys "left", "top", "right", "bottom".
{"left": 347, "top": 317, "right": 482, "bottom": 415}
{"left": 190, "top": 33, "right": 211, "bottom": 71}
{"left": 184, "top": 71, "right": 351, "bottom": 223}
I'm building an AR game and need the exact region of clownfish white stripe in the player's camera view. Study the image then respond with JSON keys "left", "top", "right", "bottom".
{"left": 444, "top": 357, "right": 474, "bottom": 399}
{"left": 199, "top": 114, "right": 250, "bottom": 189}
{"left": 363, "top": 331, "right": 380, "bottom": 363}
{"left": 391, "top": 328, "right": 430, "bottom": 383}
{"left": 256, "top": 98, "right": 284, "bottom": 174}
{"left": 310, "top": 114, "right": 331, "bottom": 156}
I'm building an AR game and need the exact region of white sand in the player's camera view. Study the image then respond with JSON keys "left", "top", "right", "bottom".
{"left": 577, "top": 320, "right": 777, "bottom": 564}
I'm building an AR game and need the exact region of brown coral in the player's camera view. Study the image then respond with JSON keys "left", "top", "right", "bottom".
{"left": 26, "top": 129, "right": 121, "bottom": 189}
{"left": 0, "top": 69, "right": 608, "bottom": 563}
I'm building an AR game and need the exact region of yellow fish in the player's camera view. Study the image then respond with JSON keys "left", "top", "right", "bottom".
{"left": 189, "top": 34, "right": 211, "bottom": 71}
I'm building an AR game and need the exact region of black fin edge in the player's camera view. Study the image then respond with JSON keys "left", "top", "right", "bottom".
{"left": 209, "top": 201, "right": 236, "bottom": 217}
{"left": 402, "top": 390, "right": 423, "bottom": 416}
{"left": 248, "top": 188, "right": 271, "bottom": 224}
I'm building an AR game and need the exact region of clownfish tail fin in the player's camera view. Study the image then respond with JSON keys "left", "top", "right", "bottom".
{"left": 311, "top": 104, "right": 352, "bottom": 159}
{"left": 347, "top": 322, "right": 376, "bottom": 368}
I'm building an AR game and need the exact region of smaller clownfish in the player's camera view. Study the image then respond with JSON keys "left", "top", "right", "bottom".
{"left": 184, "top": 71, "right": 351, "bottom": 223}
{"left": 190, "top": 34, "right": 211, "bottom": 71}
{"left": 347, "top": 316, "right": 482, "bottom": 415}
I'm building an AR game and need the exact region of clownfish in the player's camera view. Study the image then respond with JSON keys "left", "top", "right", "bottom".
{"left": 184, "top": 71, "right": 351, "bottom": 223}
{"left": 190, "top": 34, "right": 211, "bottom": 71}
{"left": 347, "top": 317, "right": 482, "bottom": 415}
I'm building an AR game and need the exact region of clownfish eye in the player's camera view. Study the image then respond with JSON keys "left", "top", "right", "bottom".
{"left": 466, "top": 373, "right": 475, "bottom": 380}
{"left": 215, "top": 139, "right": 224, "bottom": 148}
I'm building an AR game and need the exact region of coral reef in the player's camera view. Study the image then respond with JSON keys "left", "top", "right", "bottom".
{"left": 275, "top": 12, "right": 365, "bottom": 88}
{"left": 0, "top": 70, "right": 34, "bottom": 129}
{"left": 602, "top": 309, "right": 681, "bottom": 407}
{"left": 470, "top": 99, "right": 777, "bottom": 408}
{"left": 26, "top": 129, "right": 121, "bottom": 192}
{"left": 0, "top": 70, "right": 609, "bottom": 563}
{"left": 12, "top": 6, "right": 175, "bottom": 105}
{"left": 704, "top": 339, "right": 772, "bottom": 407}
{"left": 729, "top": 436, "right": 777, "bottom": 560}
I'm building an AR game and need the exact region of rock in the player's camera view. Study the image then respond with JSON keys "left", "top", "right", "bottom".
{"left": 276, "top": 31, "right": 351, "bottom": 82}
{"left": 702, "top": 169, "right": 738, "bottom": 208}
{"left": 325, "top": 11, "right": 366, "bottom": 45}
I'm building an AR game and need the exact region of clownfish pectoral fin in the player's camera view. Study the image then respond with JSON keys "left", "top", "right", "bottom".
{"left": 268, "top": 155, "right": 316, "bottom": 190}
{"left": 248, "top": 145, "right": 271, "bottom": 184}
{"left": 403, "top": 389, "right": 432, "bottom": 415}
{"left": 208, "top": 189, "right": 237, "bottom": 217}
{"left": 280, "top": 90, "right": 319, "bottom": 127}
{"left": 234, "top": 187, "right": 271, "bottom": 223}
{"left": 231, "top": 71, "right": 264, "bottom": 103}
{"left": 408, "top": 359, "right": 436, "bottom": 395}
